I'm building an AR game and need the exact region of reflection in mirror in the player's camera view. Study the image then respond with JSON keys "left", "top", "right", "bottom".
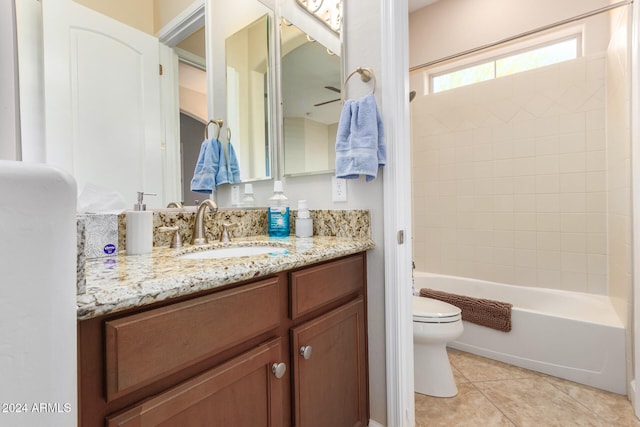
{"left": 175, "top": 27, "right": 208, "bottom": 206}
{"left": 281, "top": 21, "right": 341, "bottom": 176}
{"left": 27, "top": 0, "right": 275, "bottom": 209}
{"left": 295, "top": 0, "right": 343, "bottom": 34}
{"left": 225, "top": 15, "right": 271, "bottom": 182}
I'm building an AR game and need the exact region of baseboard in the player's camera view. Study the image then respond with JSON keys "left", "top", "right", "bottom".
{"left": 369, "top": 419, "right": 385, "bottom": 427}
{"left": 631, "top": 379, "right": 640, "bottom": 419}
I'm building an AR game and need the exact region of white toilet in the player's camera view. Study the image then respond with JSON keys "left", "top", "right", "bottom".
{"left": 413, "top": 295, "right": 464, "bottom": 397}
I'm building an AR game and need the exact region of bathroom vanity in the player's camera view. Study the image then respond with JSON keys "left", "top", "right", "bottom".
{"left": 77, "top": 232, "right": 372, "bottom": 427}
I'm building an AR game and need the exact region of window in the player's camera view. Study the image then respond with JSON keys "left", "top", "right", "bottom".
{"left": 431, "top": 37, "right": 579, "bottom": 93}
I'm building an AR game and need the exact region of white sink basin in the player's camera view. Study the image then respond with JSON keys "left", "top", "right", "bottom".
{"left": 178, "top": 245, "right": 289, "bottom": 260}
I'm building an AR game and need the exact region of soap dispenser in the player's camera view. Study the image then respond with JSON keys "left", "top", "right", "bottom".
{"left": 126, "top": 192, "right": 155, "bottom": 255}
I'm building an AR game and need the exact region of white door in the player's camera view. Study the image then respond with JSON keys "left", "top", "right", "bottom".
{"left": 42, "top": 0, "right": 164, "bottom": 208}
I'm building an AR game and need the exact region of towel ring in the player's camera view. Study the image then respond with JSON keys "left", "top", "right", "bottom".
{"left": 204, "top": 119, "right": 223, "bottom": 140}
{"left": 227, "top": 127, "right": 232, "bottom": 142}
{"left": 342, "top": 67, "right": 376, "bottom": 102}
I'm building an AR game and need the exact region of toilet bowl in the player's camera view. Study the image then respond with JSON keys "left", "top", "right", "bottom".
{"left": 413, "top": 295, "right": 463, "bottom": 397}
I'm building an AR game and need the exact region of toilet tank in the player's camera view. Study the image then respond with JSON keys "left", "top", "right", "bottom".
{"left": 0, "top": 161, "right": 77, "bottom": 426}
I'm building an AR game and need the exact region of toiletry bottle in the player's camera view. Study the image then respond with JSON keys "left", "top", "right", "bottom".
{"left": 241, "top": 183, "right": 255, "bottom": 207}
{"left": 267, "top": 181, "right": 290, "bottom": 237}
{"left": 295, "top": 199, "right": 313, "bottom": 237}
{"left": 126, "top": 192, "right": 155, "bottom": 255}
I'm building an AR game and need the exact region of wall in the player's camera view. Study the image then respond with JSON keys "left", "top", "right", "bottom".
{"left": 411, "top": 54, "right": 610, "bottom": 294}
{"left": 74, "top": 0, "right": 154, "bottom": 34}
{"left": 178, "top": 62, "right": 207, "bottom": 122}
{"left": 73, "top": 0, "right": 198, "bottom": 35}
{"left": 177, "top": 26, "right": 206, "bottom": 57}
{"left": 607, "top": 6, "right": 632, "bottom": 309}
{"left": 154, "top": 0, "right": 195, "bottom": 32}
{"left": 0, "top": 0, "right": 20, "bottom": 161}
{"left": 605, "top": 6, "right": 632, "bottom": 386}
{"left": 409, "top": 0, "right": 613, "bottom": 69}
{"left": 283, "top": 117, "right": 334, "bottom": 174}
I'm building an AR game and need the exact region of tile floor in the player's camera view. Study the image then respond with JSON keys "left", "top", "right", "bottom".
{"left": 415, "top": 349, "right": 640, "bottom": 427}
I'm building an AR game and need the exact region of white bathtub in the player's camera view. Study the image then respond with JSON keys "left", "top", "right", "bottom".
{"left": 414, "top": 272, "right": 627, "bottom": 394}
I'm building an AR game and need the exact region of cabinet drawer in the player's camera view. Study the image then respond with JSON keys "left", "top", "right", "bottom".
{"left": 106, "top": 338, "right": 286, "bottom": 427}
{"left": 105, "top": 277, "right": 280, "bottom": 400}
{"left": 290, "top": 254, "right": 364, "bottom": 319}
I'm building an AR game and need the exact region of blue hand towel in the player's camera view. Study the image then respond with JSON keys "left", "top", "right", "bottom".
{"left": 335, "top": 92, "right": 385, "bottom": 182}
{"left": 190, "top": 138, "right": 215, "bottom": 194}
{"left": 190, "top": 138, "right": 229, "bottom": 194}
{"left": 214, "top": 139, "right": 230, "bottom": 187}
{"left": 227, "top": 141, "right": 241, "bottom": 184}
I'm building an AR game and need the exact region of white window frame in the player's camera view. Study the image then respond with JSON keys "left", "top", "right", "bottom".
{"left": 424, "top": 25, "right": 584, "bottom": 95}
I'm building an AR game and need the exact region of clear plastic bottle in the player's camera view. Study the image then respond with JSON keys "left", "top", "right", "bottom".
{"left": 241, "top": 183, "right": 255, "bottom": 208}
{"left": 267, "top": 181, "right": 290, "bottom": 237}
{"left": 295, "top": 199, "right": 313, "bottom": 237}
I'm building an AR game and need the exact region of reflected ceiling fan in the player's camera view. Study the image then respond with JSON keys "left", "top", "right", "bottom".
{"left": 313, "top": 85, "right": 341, "bottom": 107}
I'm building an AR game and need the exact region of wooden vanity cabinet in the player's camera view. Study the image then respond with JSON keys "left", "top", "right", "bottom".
{"left": 78, "top": 275, "right": 289, "bottom": 427}
{"left": 289, "top": 254, "right": 369, "bottom": 427}
{"left": 78, "top": 252, "right": 368, "bottom": 427}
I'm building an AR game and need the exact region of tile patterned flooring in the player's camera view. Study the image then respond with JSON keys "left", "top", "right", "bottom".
{"left": 415, "top": 349, "right": 640, "bottom": 427}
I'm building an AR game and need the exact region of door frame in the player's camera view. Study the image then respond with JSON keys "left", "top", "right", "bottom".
{"left": 631, "top": 0, "right": 640, "bottom": 418}
{"left": 381, "top": 0, "right": 415, "bottom": 426}
{"left": 156, "top": 1, "right": 205, "bottom": 47}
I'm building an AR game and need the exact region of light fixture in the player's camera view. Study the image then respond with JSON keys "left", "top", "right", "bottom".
{"left": 295, "top": 0, "right": 342, "bottom": 34}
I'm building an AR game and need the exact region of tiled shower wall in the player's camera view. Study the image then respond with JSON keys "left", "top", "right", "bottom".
{"left": 606, "top": 9, "right": 632, "bottom": 328}
{"left": 411, "top": 54, "right": 612, "bottom": 294}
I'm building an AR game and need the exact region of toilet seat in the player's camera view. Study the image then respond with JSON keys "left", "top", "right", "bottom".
{"left": 413, "top": 296, "right": 461, "bottom": 323}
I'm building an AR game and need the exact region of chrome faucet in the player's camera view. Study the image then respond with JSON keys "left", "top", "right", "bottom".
{"left": 191, "top": 199, "right": 218, "bottom": 245}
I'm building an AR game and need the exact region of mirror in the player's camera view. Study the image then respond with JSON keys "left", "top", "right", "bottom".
{"left": 23, "top": 0, "right": 275, "bottom": 209}
{"left": 208, "top": 0, "right": 275, "bottom": 186}
{"left": 281, "top": 21, "right": 342, "bottom": 176}
{"left": 225, "top": 14, "right": 272, "bottom": 182}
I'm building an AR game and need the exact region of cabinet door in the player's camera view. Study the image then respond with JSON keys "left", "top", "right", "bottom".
{"left": 291, "top": 297, "right": 367, "bottom": 427}
{"left": 106, "top": 338, "right": 287, "bottom": 427}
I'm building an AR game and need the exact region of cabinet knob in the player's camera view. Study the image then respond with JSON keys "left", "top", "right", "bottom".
{"left": 299, "top": 345, "right": 313, "bottom": 360}
{"left": 271, "top": 362, "right": 286, "bottom": 379}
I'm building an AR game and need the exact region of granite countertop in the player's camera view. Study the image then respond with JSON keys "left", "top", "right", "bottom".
{"left": 77, "top": 235, "right": 375, "bottom": 320}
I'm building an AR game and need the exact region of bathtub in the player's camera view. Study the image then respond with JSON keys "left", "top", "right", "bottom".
{"left": 414, "top": 272, "right": 627, "bottom": 394}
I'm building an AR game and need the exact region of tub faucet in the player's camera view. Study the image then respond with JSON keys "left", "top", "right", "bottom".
{"left": 191, "top": 199, "right": 218, "bottom": 245}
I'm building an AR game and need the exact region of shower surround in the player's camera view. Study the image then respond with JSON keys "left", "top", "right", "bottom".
{"left": 411, "top": 50, "right": 630, "bottom": 305}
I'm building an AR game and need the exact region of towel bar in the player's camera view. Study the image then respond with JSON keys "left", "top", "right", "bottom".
{"left": 342, "top": 67, "right": 376, "bottom": 101}
{"left": 204, "top": 119, "right": 223, "bottom": 140}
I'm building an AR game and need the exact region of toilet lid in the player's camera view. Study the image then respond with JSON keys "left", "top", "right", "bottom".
{"left": 413, "top": 296, "right": 461, "bottom": 322}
